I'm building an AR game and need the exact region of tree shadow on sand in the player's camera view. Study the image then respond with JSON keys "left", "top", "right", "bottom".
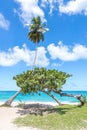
{"left": 15, "top": 103, "right": 78, "bottom": 116}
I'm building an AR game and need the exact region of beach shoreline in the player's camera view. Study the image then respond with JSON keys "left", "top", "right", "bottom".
{"left": 0, "top": 100, "right": 80, "bottom": 107}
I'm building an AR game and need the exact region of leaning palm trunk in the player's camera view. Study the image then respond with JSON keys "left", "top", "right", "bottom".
{"left": 3, "top": 89, "right": 21, "bottom": 106}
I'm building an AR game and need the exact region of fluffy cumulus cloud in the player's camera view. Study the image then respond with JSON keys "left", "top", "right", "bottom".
{"left": 1, "top": 42, "right": 87, "bottom": 67}
{"left": 0, "top": 13, "right": 10, "bottom": 30}
{"left": 35, "top": 47, "right": 49, "bottom": 67}
{"left": 0, "top": 44, "right": 49, "bottom": 67}
{"left": 41, "top": 0, "right": 87, "bottom": 16}
{"left": 14, "top": 0, "right": 87, "bottom": 22}
{"left": 47, "top": 41, "right": 87, "bottom": 61}
{"left": 41, "top": 0, "right": 62, "bottom": 14}
{"left": 59, "top": 0, "right": 87, "bottom": 15}
{"left": 14, "top": 0, "right": 45, "bottom": 25}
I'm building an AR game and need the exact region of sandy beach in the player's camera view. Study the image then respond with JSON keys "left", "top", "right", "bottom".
{"left": 0, "top": 101, "right": 79, "bottom": 130}
{"left": 0, "top": 101, "right": 57, "bottom": 130}
{"left": 0, "top": 106, "right": 41, "bottom": 130}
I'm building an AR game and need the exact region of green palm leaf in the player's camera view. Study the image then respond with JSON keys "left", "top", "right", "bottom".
{"left": 28, "top": 16, "right": 48, "bottom": 44}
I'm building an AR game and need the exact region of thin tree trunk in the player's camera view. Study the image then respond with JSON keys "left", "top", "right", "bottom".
{"left": 53, "top": 90, "right": 84, "bottom": 106}
{"left": 42, "top": 90, "right": 62, "bottom": 106}
{"left": 2, "top": 89, "right": 21, "bottom": 106}
{"left": 32, "top": 44, "right": 38, "bottom": 68}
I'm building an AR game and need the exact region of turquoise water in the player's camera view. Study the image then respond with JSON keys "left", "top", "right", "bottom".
{"left": 0, "top": 91, "right": 87, "bottom": 103}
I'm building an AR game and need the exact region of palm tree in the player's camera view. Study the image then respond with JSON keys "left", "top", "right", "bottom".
{"left": 28, "top": 16, "right": 48, "bottom": 67}
{"left": 3, "top": 16, "right": 48, "bottom": 106}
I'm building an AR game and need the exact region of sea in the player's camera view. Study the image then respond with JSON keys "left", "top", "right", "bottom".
{"left": 0, "top": 91, "right": 87, "bottom": 103}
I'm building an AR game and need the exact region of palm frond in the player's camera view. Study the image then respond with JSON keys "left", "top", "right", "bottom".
{"left": 28, "top": 16, "right": 47, "bottom": 44}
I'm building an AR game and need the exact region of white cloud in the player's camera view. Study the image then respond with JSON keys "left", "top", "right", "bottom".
{"left": 14, "top": 0, "right": 45, "bottom": 25}
{"left": 14, "top": 0, "right": 87, "bottom": 17}
{"left": 0, "top": 13, "right": 10, "bottom": 30}
{"left": 41, "top": 0, "right": 62, "bottom": 14}
{"left": 47, "top": 41, "right": 87, "bottom": 61}
{"left": 52, "top": 62, "right": 64, "bottom": 67}
{"left": 0, "top": 44, "right": 49, "bottom": 67}
{"left": 59, "top": 0, "right": 87, "bottom": 15}
{"left": 34, "top": 47, "right": 49, "bottom": 67}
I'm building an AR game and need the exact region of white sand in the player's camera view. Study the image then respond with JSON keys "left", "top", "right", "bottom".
{"left": 0, "top": 107, "right": 41, "bottom": 130}
{"left": 0, "top": 102, "right": 43, "bottom": 130}
{"left": 0, "top": 101, "right": 58, "bottom": 130}
{"left": 0, "top": 101, "right": 79, "bottom": 130}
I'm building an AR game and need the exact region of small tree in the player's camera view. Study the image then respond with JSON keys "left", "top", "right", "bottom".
{"left": 13, "top": 68, "right": 84, "bottom": 106}
{"left": 13, "top": 67, "right": 71, "bottom": 105}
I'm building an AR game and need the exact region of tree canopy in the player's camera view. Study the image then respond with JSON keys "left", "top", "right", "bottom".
{"left": 13, "top": 67, "right": 72, "bottom": 94}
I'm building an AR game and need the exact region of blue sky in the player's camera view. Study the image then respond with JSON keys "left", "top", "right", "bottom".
{"left": 0, "top": 0, "right": 87, "bottom": 91}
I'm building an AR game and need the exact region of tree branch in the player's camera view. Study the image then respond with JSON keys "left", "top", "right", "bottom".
{"left": 53, "top": 90, "right": 84, "bottom": 106}
{"left": 2, "top": 89, "right": 21, "bottom": 106}
{"left": 41, "top": 90, "right": 62, "bottom": 106}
